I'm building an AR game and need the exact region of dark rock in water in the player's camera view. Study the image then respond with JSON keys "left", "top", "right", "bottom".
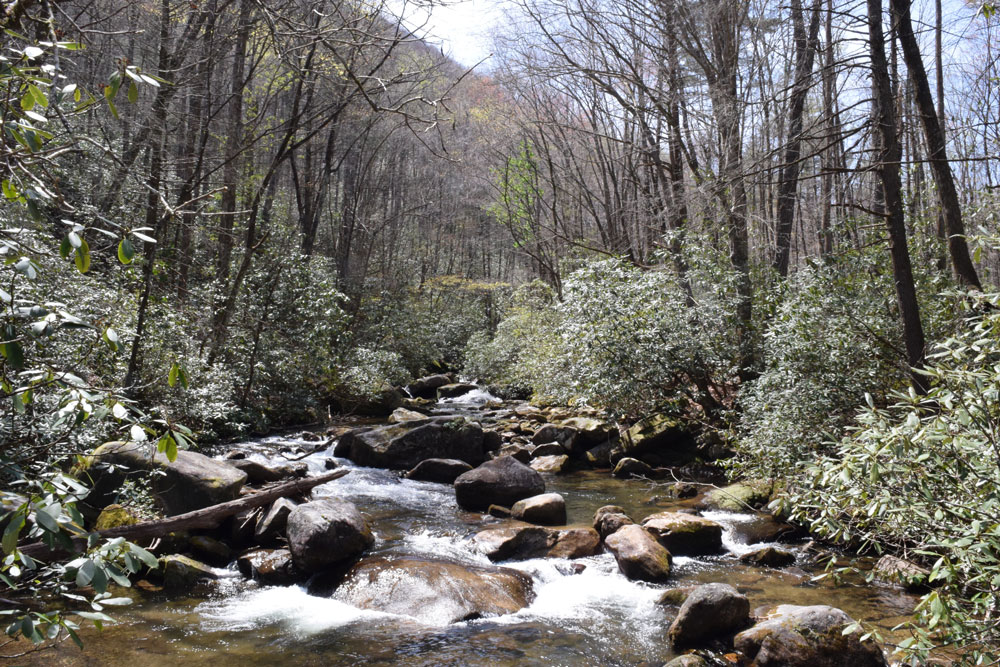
{"left": 487, "top": 504, "right": 511, "bottom": 518}
{"left": 873, "top": 555, "right": 930, "bottom": 592}
{"left": 656, "top": 585, "right": 699, "bottom": 607}
{"left": 530, "top": 454, "right": 570, "bottom": 474}
{"left": 584, "top": 442, "right": 614, "bottom": 468}
{"left": 612, "top": 457, "right": 653, "bottom": 478}
{"left": 668, "top": 583, "right": 750, "bottom": 647}
{"left": 611, "top": 414, "right": 697, "bottom": 466}
{"left": 340, "top": 419, "right": 486, "bottom": 470}
{"left": 437, "top": 382, "right": 479, "bottom": 399}
{"left": 232, "top": 459, "right": 308, "bottom": 484}
{"left": 559, "top": 417, "right": 617, "bottom": 449}
{"left": 734, "top": 605, "right": 888, "bottom": 666}
{"left": 739, "top": 546, "right": 797, "bottom": 568}
{"left": 223, "top": 449, "right": 246, "bottom": 460}
{"left": 511, "top": 493, "right": 566, "bottom": 525}
{"left": 729, "top": 514, "right": 800, "bottom": 544}
{"left": 592, "top": 505, "right": 634, "bottom": 540}
{"left": 228, "top": 507, "right": 262, "bottom": 548}
{"left": 324, "top": 458, "right": 339, "bottom": 470}
{"left": 454, "top": 456, "right": 545, "bottom": 511}
{"left": 254, "top": 497, "right": 297, "bottom": 544}
{"left": 159, "top": 554, "right": 219, "bottom": 588}
{"left": 530, "top": 424, "right": 578, "bottom": 452}
{"left": 286, "top": 498, "right": 374, "bottom": 573}
{"left": 187, "top": 535, "right": 233, "bottom": 566}
{"left": 237, "top": 548, "right": 302, "bottom": 586}
{"left": 405, "top": 458, "right": 474, "bottom": 483}
{"left": 473, "top": 525, "right": 600, "bottom": 561}
{"left": 482, "top": 430, "right": 503, "bottom": 452}
{"left": 641, "top": 511, "right": 724, "bottom": 556}
{"left": 702, "top": 480, "right": 773, "bottom": 512}
{"left": 603, "top": 524, "right": 672, "bottom": 583}
{"left": 531, "top": 442, "right": 566, "bottom": 458}
{"left": 405, "top": 374, "right": 453, "bottom": 399}
{"left": 498, "top": 443, "right": 533, "bottom": 464}
{"left": 669, "top": 482, "right": 699, "bottom": 499}
{"left": 86, "top": 441, "right": 247, "bottom": 516}
{"left": 329, "top": 555, "right": 535, "bottom": 624}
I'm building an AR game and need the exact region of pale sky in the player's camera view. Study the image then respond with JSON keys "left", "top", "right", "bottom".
{"left": 392, "top": 0, "right": 506, "bottom": 68}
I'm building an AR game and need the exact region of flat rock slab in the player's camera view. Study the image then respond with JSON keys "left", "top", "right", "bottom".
{"left": 641, "top": 511, "right": 724, "bottom": 556}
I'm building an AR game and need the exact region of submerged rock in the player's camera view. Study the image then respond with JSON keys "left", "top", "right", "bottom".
{"left": 331, "top": 555, "right": 534, "bottom": 624}
{"left": 340, "top": 419, "right": 486, "bottom": 470}
{"left": 473, "top": 525, "right": 599, "bottom": 561}
{"left": 405, "top": 458, "right": 474, "bottom": 483}
{"left": 668, "top": 583, "right": 750, "bottom": 647}
{"left": 739, "top": 546, "right": 797, "bottom": 568}
{"left": 603, "top": 524, "right": 672, "bottom": 583}
{"left": 641, "top": 511, "right": 724, "bottom": 556}
{"left": 454, "top": 456, "right": 545, "bottom": 511}
{"left": 511, "top": 493, "right": 566, "bottom": 525}
{"left": 286, "top": 498, "right": 374, "bottom": 573}
{"left": 734, "top": 605, "right": 888, "bottom": 666}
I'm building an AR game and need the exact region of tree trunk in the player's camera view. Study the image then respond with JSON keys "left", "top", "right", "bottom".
{"left": 869, "top": 0, "right": 927, "bottom": 391}
{"left": 890, "top": 0, "right": 981, "bottom": 289}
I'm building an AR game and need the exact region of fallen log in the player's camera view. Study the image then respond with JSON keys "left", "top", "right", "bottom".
{"left": 19, "top": 468, "right": 350, "bottom": 560}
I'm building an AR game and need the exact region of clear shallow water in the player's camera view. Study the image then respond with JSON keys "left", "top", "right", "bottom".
{"left": 33, "top": 395, "right": 922, "bottom": 666}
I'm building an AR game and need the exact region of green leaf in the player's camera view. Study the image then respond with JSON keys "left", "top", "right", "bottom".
{"left": 60, "top": 235, "right": 71, "bottom": 259}
{"left": 117, "top": 237, "right": 134, "bottom": 264}
{"left": 168, "top": 363, "right": 179, "bottom": 388}
{"left": 75, "top": 559, "right": 95, "bottom": 588}
{"left": 74, "top": 239, "right": 90, "bottom": 274}
{"left": 29, "top": 84, "right": 48, "bottom": 109}
{"left": 127, "top": 80, "right": 138, "bottom": 104}
{"left": 102, "top": 327, "right": 119, "bottom": 352}
{"left": 1, "top": 341, "right": 25, "bottom": 370}
{"left": 2, "top": 513, "right": 24, "bottom": 554}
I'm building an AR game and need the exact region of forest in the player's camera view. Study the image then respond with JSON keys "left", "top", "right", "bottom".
{"left": 2, "top": 0, "right": 1000, "bottom": 663}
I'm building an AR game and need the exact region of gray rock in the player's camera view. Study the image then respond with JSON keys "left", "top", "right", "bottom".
{"left": 405, "top": 374, "right": 453, "bottom": 399}
{"left": 612, "top": 457, "right": 653, "bottom": 478}
{"left": 254, "top": 497, "right": 297, "bottom": 544}
{"left": 668, "top": 583, "right": 750, "bottom": 647}
{"left": 584, "top": 442, "right": 614, "bottom": 468}
{"left": 340, "top": 419, "right": 486, "bottom": 470}
{"left": 187, "top": 535, "right": 232, "bottom": 566}
{"left": 592, "top": 505, "right": 634, "bottom": 539}
{"left": 531, "top": 424, "right": 578, "bottom": 452}
{"left": 873, "top": 555, "right": 930, "bottom": 591}
{"left": 665, "top": 657, "right": 708, "bottom": 667}
{"left": 603, "top": 524, "right": 672, "bottom": 583}
{"left": 437, "top": 382, "right": 479, "bottom": 399}
{"left": 641, "top": 511, "right": 724, "bottom": 556}
{"left": 531, "top": 442, "right": 566, "bottom": 458}
{"left": 498, "top": 443, "right": 533, "bottom": 464}
{"left": 611, "top": 414, "right": 697, "bottom": 466}
{"left": 405, "top": 458, "right": 474, "bottom": 483}
{"left": 454, "top": 456, "right": 545, "bottom": 511}
{"left": 702, "top": 481, "right": 773, "bottom": 512}
{"left": 511, "top": 493, "right": 566, "bottom": 525}
{"left": 558, "top": 417, "right": 617, "bottom": 448}
{"left": 530, "top": 454, "right": 570, "bottom": 474}
{"left": 734, "top": 605, "right": 888, "bottom": 666}
{"left": 88, "top": 441, "right": 247, "bottom": 516}
{"left": 160, "top": 554, "right": 219, "bottom": 588}
{"left": 473, "top": 525, "right": 600, "bottom": 561}
{"left": 286, "top": 498, "right": 374, "bottom": 573}
{"left": 388, "top": 407, "right": 430, "bottom": 424}
{"left": 233, "top": 459, "right": 308, "bottom": 484}
{"left": 330, "top": 556, "right": 534, "bottom": 624}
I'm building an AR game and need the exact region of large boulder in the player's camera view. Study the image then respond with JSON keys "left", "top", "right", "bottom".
{"left": 331, "top": 556, "right": 534, "bottom": 624}
{"left": 254, "top": 497, "right": 297, "bottom": 544}
{"left": 593, "top": 505, "right": 634, "bottom": 539}
{"left": 603, "top": 524, "right": 672, "bottom": 583}
{"left": 530, "top": 424, "right": 578, "bottom": 452}
{"left": 611, "top": 414, "right": 697, "bottom": 466}
{"left": 739, "top": 546, "right": 797, "bottom": 568}
{"left": 612, "top": 457, "right": 653, "bottom": 478}
{"left": 405, "top": 458, "right": 474, "bottom": 483}
{"left": 340, "top": 419, "right": 486, "bottom": 470}
{"left": 159, "top": 554, "right": 219, "bottom": 588}
{"left": 702, "top": 480, "right": 773, "bottom": 512}
{"left": 405, "top": 374, "right": 454, "bottom": 399}
{"left": 87, "top": 441, "right": 247, "bottom": 516}
{"left": 668, "top": 583, "right": 750, "bottom": 647}
{"left": 530, "top": 442, "right": 566, "bottom": 458}
{"left": 559, "top": 417, "right": 617, "bottom": 449}
{"left": 511, "top": 493, "right": 566, "bottom": 525}
{"left": 231, "top": 459, "right": 307, "bottom": 485}
{"left": 387, "top": 407, "right": 431, "bottom": 424}
{"left": 286, "top": 498, "right": 374, "bottom": 573}
{"left": 437, "top": 382, "right": 479, "bottom": 399}
{"left": 729, "top": 514, "right": 800, "bottom": 544}
{"left": 641, "top": 511, "right": 724, "bottom": 556}
{"left": 454, "top": 456, "right": 545, "bottom": 511}
{"left": 734, "top": 605, "right": 888, "bottom": 666}
{"left": 473, "top": 525, "right": 600, "bottom": 561}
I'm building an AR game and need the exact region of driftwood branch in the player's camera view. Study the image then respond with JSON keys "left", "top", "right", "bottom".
{"left": 20, "top": 468, "right": 350, "bottom": 560}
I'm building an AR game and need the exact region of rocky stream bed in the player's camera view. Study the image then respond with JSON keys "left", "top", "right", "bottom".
{"left": 31, "top": 383, "right": 927, "bottom": 666}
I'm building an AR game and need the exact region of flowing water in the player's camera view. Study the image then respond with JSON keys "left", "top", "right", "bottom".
{"left": 34, "top": 391, "right": 920, "bottom": 666}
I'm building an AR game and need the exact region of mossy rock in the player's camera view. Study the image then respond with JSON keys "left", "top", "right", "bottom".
{"left": 95, "top": 504, "right": 140, "bottom": 531}
{"left": 703, "top": 480, "right": 774, "bottom": 512}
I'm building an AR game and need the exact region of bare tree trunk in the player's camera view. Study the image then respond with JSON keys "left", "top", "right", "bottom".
{"left": 869, "top": 0, "right": 927, "bottom": 391}
{"left": 890, "top": 0, "right": 981, "bottom": 289}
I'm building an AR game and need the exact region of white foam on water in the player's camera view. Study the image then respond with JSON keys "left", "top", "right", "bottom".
{"left": 396, "top": 530, "right": 492, "bottom": 565}
{"left": 197, "top": 584, "right": 396, "bottom": 636}
{"left": 437, "top": 388, "right": 500, "bottom": 406}
{"left": 701, "top": 510, "right": 787, "bottom": 556}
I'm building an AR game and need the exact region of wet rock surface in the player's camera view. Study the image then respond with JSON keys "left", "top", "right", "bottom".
{"left": 454, "top": 455, "right": 546, "bottom": 511}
